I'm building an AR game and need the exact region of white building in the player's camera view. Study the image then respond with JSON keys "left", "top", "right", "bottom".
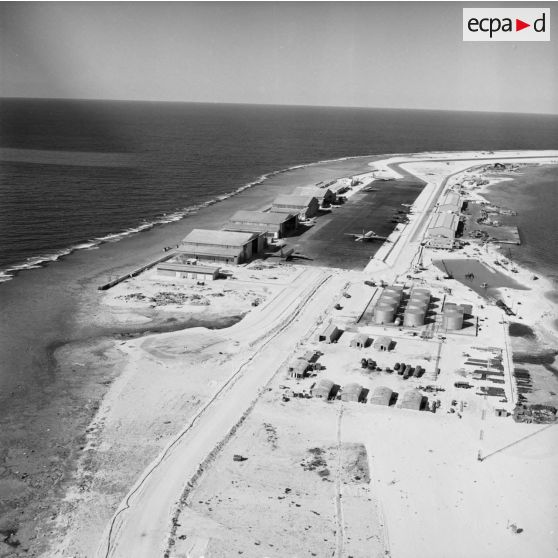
{"left": 426, "top": 213, "right": 459, "bottom": 249}
{"left": 179, "top": 229, "right": 265, "bottom": 264}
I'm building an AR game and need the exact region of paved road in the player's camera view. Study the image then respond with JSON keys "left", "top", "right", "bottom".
{"left": 96, "top": 268, "right": 344, "bottom": 558}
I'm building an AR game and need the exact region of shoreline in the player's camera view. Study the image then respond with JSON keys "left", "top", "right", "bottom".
{"left": 0, "top": 152, "right": 391, "bottom": 284}
{"left": 2, "top": 149, "right": 558, "bottom": 557}
{"left": 0, "top": 153, "right": 385, "bottom": 556}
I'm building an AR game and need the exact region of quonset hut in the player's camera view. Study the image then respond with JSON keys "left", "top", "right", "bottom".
{"left": 399, "top": 390, "right": 425, "bottom": 411}
{"left": 312, "top": 379, "right": 335, "bottom": 399}
{"left": 370, "top": 386, "right": 393, "bottom": 406}
{"left": 179, "top": 229, "right": 265, "bottom": 265}
{"left": 340, "top": 383, "right": 363, "bottom": 403}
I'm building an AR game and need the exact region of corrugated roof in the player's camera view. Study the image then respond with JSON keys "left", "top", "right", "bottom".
{"left": 182, "top": 228, "right": 258, "bottom": 247}
{"left": 370, "top": 386, "right": 393, "bottom": 405}
{"left": 293, "top": 186, "right": 332, "bottom": 198}
{"left": 342, "top": 382, "right": 363, "bottom": 395}
{"left": 429, "top": 212, "right": 459, "bottom": 233}
{"left": 272, "top": 194, "right": 317, "bottom": 208}
{"left": 440, "top": 191, "right": 461, "bottom": 206}
{"left": 229, "top": 210, "right": 294, "bottom": 225}
{"left": 400, "top": 390, "right": 424, "bottom": 410}
{"left": 312, "top": 379, "right": 334, "bottom": 397}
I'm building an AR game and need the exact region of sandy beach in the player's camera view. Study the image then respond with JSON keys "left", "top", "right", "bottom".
{"left": 3, "top": 150, "right": 558, "bottom": 558}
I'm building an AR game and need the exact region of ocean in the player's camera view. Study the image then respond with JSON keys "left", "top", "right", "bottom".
{"left": 1, "top": 99, "right": 558, "bottom": 553}
{"left": 2, "top": 99, "right": 558, "bottom": 280}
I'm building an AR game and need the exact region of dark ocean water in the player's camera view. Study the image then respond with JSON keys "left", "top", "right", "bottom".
{"left": 1, "top": 99, "right": 558, "bottom": 280}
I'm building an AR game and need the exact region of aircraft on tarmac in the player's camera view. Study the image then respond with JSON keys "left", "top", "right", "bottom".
{"left": 344, "top": 230, "right": 389, "bottom": 242}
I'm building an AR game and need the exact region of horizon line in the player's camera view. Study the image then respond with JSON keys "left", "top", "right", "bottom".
{"left": 1, "top": 95, "right": 557, "bottom": 117}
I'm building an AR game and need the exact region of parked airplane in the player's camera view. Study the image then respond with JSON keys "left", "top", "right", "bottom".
{"left": 344, "top": 230, "right": 389, "bottom": 242}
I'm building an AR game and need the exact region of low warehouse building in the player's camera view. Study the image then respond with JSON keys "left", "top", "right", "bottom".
{"left": 350, "top": 333, "right": 369, "bottom": 348}
{"left": 400, "top": 390, "right": 425, "bottom": 411}
{"left": 157, "top": 262, "right": 220, "bottom": 281}
{"left": 226, "top": 210, "right": 297, "bottom": 239}
{"left": 312, "top": 379, "right": 335, "bottom": 399}
{"left": 179, "top": 229, "right": 265, "bottom": 265}
{"left": 341, "top": 383, "right": 363, "bottom": 403}
{"left": 373, "top": 336, "right": 392, "bottom": 351}
{"left": 318, "top": 323, "right": 341, "bottom": 343}
{"left": 370, "top": 386, "right": 393, "bottom": 406}
{"left": 271, "top": 195, "right": 319, "bottom": 219}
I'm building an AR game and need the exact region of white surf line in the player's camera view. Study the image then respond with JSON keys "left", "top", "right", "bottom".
{"left": 98, "top": 271, "right": 333, "bottom": 558}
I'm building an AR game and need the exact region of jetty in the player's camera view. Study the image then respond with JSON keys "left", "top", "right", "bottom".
{"left": 98, "top": 253, "right": 175, "bottom": 290}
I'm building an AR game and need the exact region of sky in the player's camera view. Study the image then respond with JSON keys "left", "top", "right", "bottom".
{"left": 0, "top": 2, "right": 556, "bottom": 114}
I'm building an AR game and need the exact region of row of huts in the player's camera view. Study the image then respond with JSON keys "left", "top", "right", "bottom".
{"left": 311, "top": 380, "right": 425, "bottom": 410}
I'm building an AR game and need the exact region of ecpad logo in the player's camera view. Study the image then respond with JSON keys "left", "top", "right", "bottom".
{"left": 463, "top": 8, "right": 550, "bottom": 41}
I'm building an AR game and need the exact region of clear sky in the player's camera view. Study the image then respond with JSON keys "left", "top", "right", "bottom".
{"left": 1, "top": 1, "right": 556, "bottom": 113}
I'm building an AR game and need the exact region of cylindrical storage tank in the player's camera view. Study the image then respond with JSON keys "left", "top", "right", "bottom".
{"left": 406, "top": 304, "right": 427, "bottom": 316}
{"left": 443, "top": 311, "right": 463, "bottom": 330}
{"left": 404, "top": 308, "right": 425, "bottom": 327}
{"left": 409, "top": 293, "right": 430, "bottom": 306}
{"left": 384, "top": 289, "right": 402, "bottom": 298}
{"left": 405, "top": 300, "right": 428, "bottom": 312}
{"left": 379, "top": 295, "right": 400, "bottom": 308}
{"left": 383, "top": 287, "right": 402, "bottom": 298}
{"left": 374, "top": 305, "right": 395, "bottom": 324}
{"left": 375, "top": 300, "right": 396, "bottom": 312}
{"left": 411, "top": 288, "right": 430, "bottom": 297}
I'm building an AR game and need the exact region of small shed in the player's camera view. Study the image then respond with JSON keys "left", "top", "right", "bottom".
{"left": 370, "top": 386, "right": 393, "bottom": 406}
{"left": 318, "top": 324, "right": 341, "bottom": 343}
{"left": 399, "top": 390, "right": 425, "bottom": 411}
{"left": 341, "top": 383, "right": 363, "bottom": 403}
{"left": 494, "top": 408, "right": 508, "bottom": 417}
{"left": 312, "top": 379, "right": 335, "bottom": 399}
{"left": 288, "top": 360, "right": 309, "bottom": 379}
{"left": 373, "top": 336, "right": 392, "bottom": 351}
{"left": 350, "top": 333, "right": 369, "bottom": 349}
